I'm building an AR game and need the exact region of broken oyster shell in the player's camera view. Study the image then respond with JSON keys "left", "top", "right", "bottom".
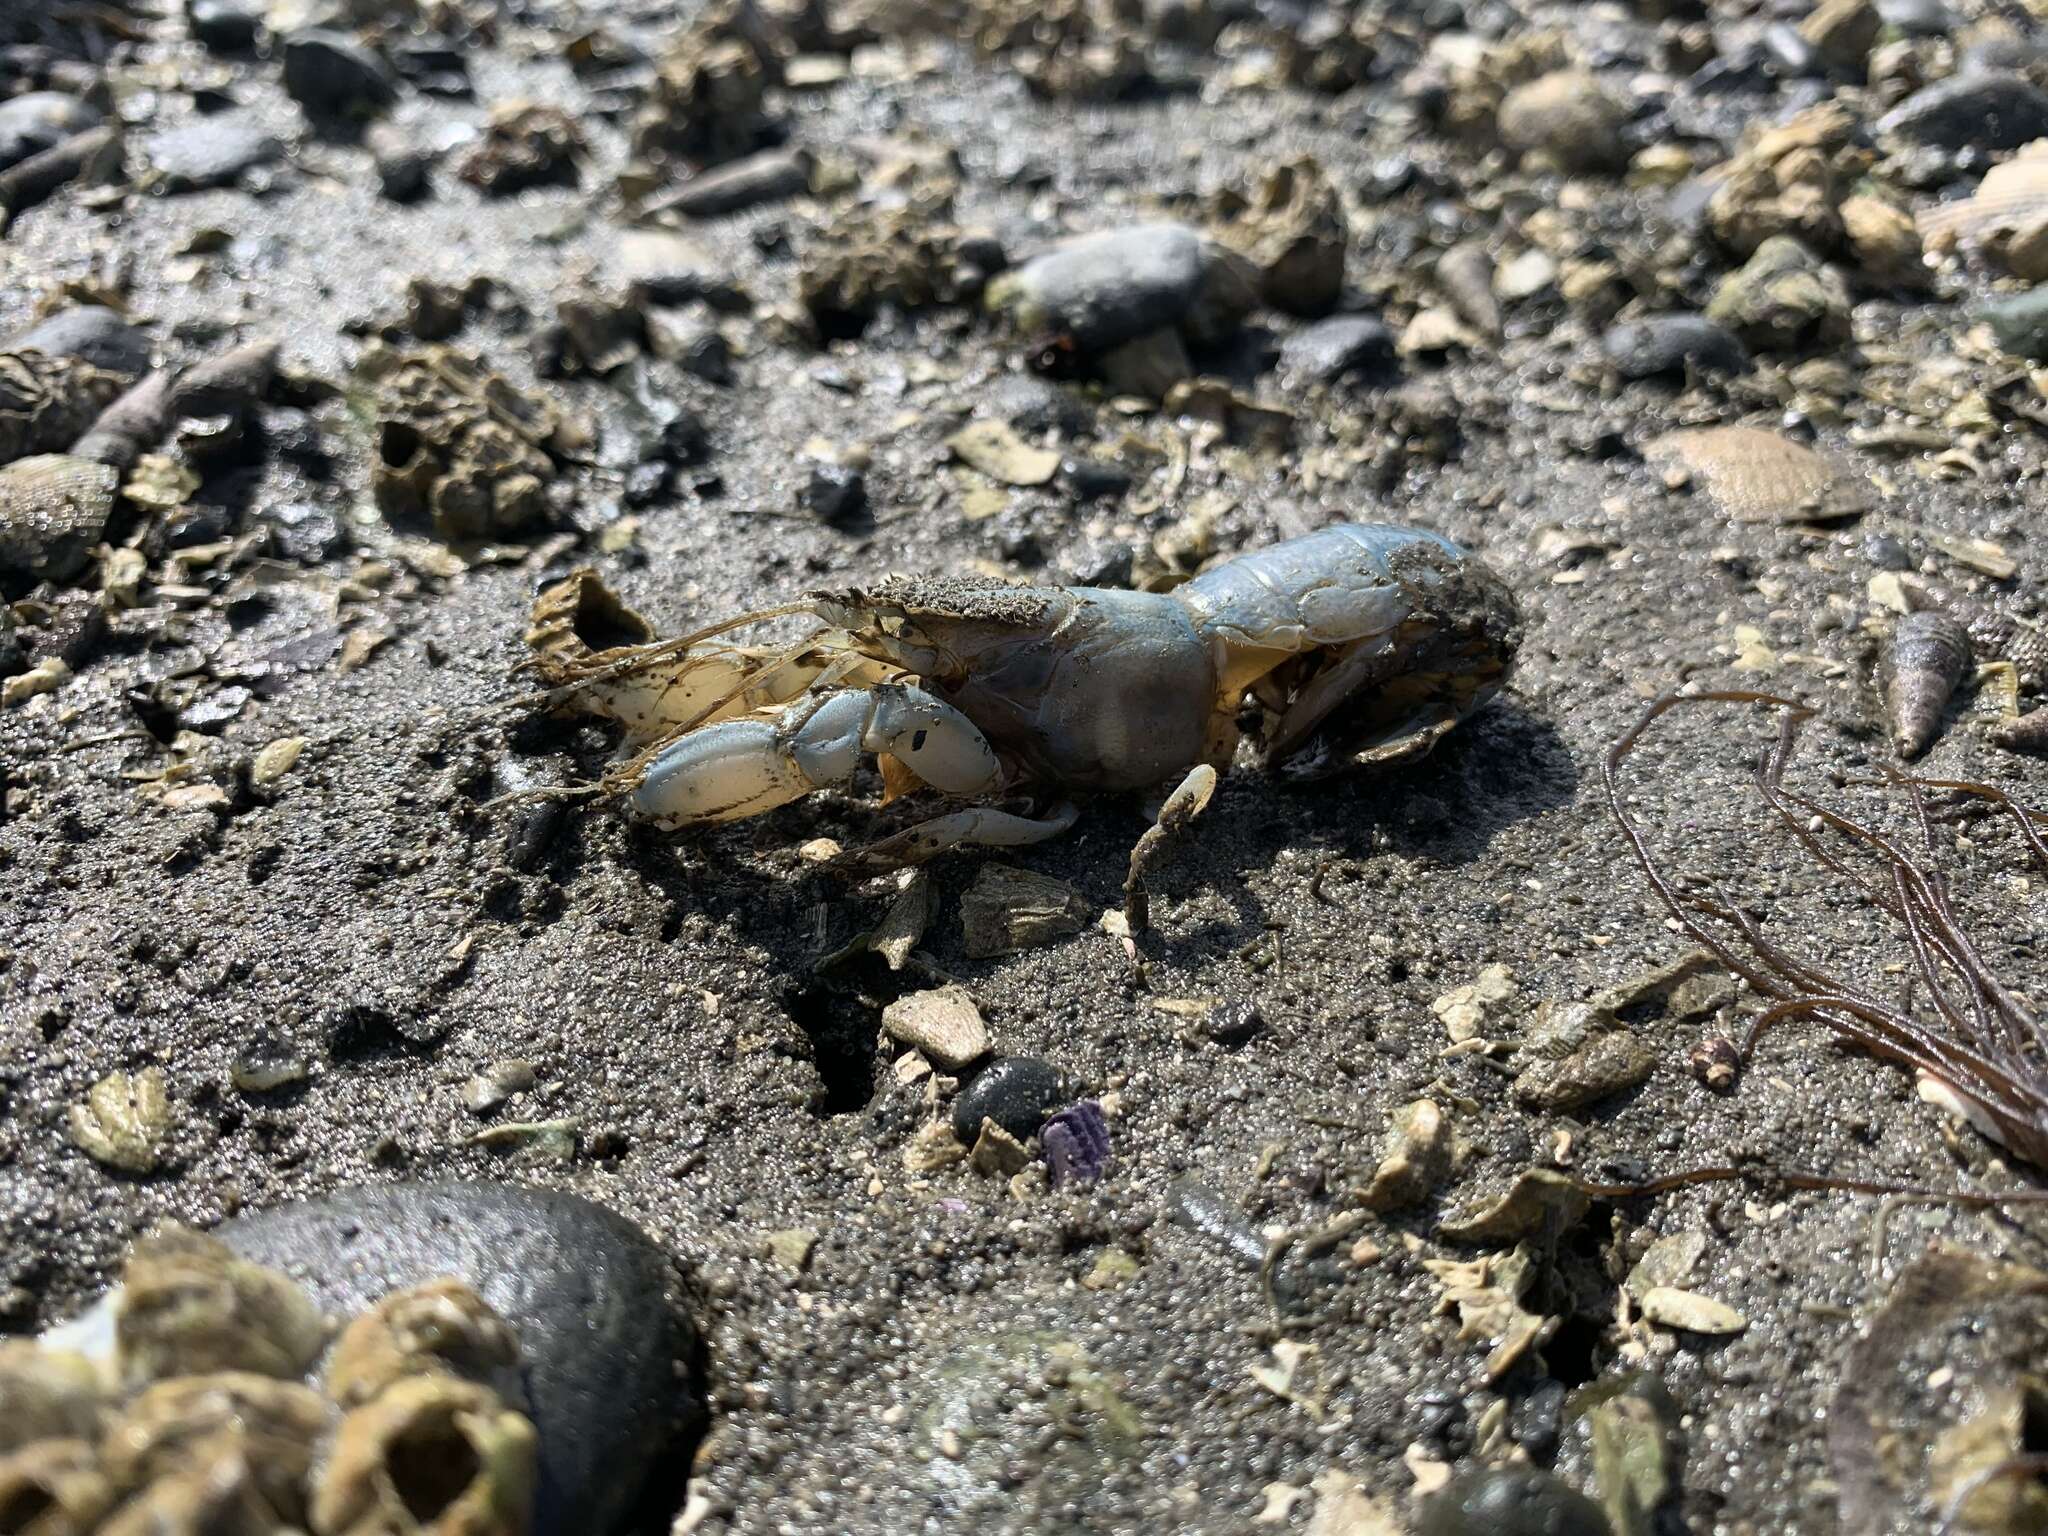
{"left": 309, "top": 1375, "right": 538, "bottom": 1536}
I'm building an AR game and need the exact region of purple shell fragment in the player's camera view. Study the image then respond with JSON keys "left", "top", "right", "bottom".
{"left": 1041, "top": 1100, "right": 1110, "bottom": 1188}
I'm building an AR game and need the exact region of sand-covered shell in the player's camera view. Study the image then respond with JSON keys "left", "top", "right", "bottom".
{"left": 323, "top": 1281, "right": 522, "bottom": 1411}
{"left": 1885, "top": 609, "right": 1972, "bottom": 758}
{"left": 115, "top": 1227, "right": 330, "bottom": 1389}
{"left": 101, "top": 1372, "right": 331, "bottom": 1523}
{"left": 0, "top": 452, "right": 119, "bottom": 586}
{"left": 1647, "top": 426, "right": 1873, "bottom": 524}
{"left": 1918, "top": 140, "right": 2048, "bottom": 278}
{"left": 0, "top": 1342, "right": 105, "bottom": 1455}
{"left": 309, "top": 1374, "right": 538, "bottom": 1536}
{"left": 359, "top": 343, "right": 578, "bottom": 542}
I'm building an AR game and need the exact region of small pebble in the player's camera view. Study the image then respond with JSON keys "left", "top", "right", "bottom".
{"left": 952, "top": 1055, "right": 1072, "bottom": 1143}
{"left": 1414, "top": 1468, "right": 1610, "bottom": 1536}
{"left": 803, "top": 462, "right": 867, "bottom": 526}
{"left": 283, "top": 29, "right": 399, "bottom": 118}
{"left": 462, "top": 1059, "right": 538, "bottom": 1116}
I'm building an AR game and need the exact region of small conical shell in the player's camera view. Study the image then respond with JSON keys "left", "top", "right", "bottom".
{"left": 71, "top": 369, "right": 172, "bottom": 469}
{"left": 1886, "top": 609, "right": 1972, "bottom": 758}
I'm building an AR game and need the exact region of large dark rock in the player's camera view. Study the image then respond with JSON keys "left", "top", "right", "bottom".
{"left": 1414, "top": 1468, "right": 1612, "bottom": 1536}
{"left": 221, "top": 1180, "right": 697, "bottom": 1536}
{"left": 282, "top": 29, "right": 399, "bottom": 119}
{"left": 1602, "top": 314, "right": 1749, "bottom": 379}
{"left": 8, "top": 306, "right": 150, "bottom": 376}
{"left": 1877, "top": 71, "right": 2048, "bottom": 151}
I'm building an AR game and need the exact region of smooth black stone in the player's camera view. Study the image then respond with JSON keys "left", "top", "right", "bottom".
{"left": 1059, "top": 457, "right": 1130, "bottom": 502}
{"left": 282, "top": 29, "right": 399, "bottom": 118}
{"left": 1602, "top": 315, "right": 1748, "bottom": 378}
{"left": 187, "top": 0, "right": 261, "bottom": 52}
{"left": 0, "top": 91, "right": 101, "bottom": 172}
{"left": 1279, "top": 314, "right": 1396, "bottom": 381}
{"left": 8, "top": 306, "right": 149, "bottom": 375}
{"left": 952, "top": 1055, "right": 1073, "bottom": 1142}
{"left": 1414, "top": 1468, "right": 1611, "bottom": 1536}
{"left": 1878, "top": 71, "right": 2048, "bottom": 151}
{"left": 220, "top": 1181, "right": 695, "bottom": 1536}
{"left": 803, "top": 462, "right": 866, "bottom": 525}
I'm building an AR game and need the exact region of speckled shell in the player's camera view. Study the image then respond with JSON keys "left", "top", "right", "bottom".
{"left": 0, "top": 452, "right": 119, "bottom": 585}
{"left": 1886, "top": 609, "right": 1972, "bottom": 758}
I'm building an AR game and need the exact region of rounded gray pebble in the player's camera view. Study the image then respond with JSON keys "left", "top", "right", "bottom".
{"left": 1279, "top": 314, "right": 1396, "bottom": 381}
{"left": 147, "top": 114, "right": 283, "bottom": 192}
{"left": 1602, "top": 315, "right": 1748, "bottom": 379}
{"left": 1414, "top": 1468, "right": 1611, "bottom": 1536}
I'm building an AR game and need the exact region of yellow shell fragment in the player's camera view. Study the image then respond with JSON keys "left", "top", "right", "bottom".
{"left": 69, "top": 1068, "right": 173, "bottom": 1174}
{"left": 1638, "top": 1285, "right": 1747, "bottom": 1335}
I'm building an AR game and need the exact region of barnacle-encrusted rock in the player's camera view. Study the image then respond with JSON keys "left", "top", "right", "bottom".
{"left": 0, "top": 1343, "right": 104, "bottom": 1454}
{"left": 115, "top": 1226, "right": 329, "bottom": 1387}
{"left": 359, "top": 344, "right": 585, "bottom": 541}
{"left": 102, "top": 1373, "right": 331, "bottom": 1521}
{"left": 798, "top": 189, "right": 993, "bottom": 337}
{"left": 1704, "top": 103, "right": 1855, "bottom": 259}
{"left": 1885, "top": 609, "right": 1971, "bottom": 759}
{"left": 1207, "top": 157, "right": 1346, "bottom": 317}
{"left": 219, "top": 1182, "right": 693, "bottom": 1536}
{"left": 1705, "top": 235, "right": 1851, "bottom": 352}
{"left": 628, "top": 4, "right": 774, "bottom": 171}
{"left": 67, "top": 1067, "right": 175, "bottom": 1176}
{"left": 95, "top": 1448, "right": 285, "bottom": 1536}
{"left": 0, "top": 349, "right": 121, "bottom": 465}
{"left": 324, "top": 1282, "right": 522, "bottom": 1410}
{"left": 457, "top": 105, "right": 583, "bottom": 197}
{"left": 309, "top": 1374, "right": 538, "bottom": 1536}
{"left": 966, "top": 0, "right": 1150, "bottom": 102}
{"left": 0, "top": 1438, "right": 117, "bottom": 1534}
